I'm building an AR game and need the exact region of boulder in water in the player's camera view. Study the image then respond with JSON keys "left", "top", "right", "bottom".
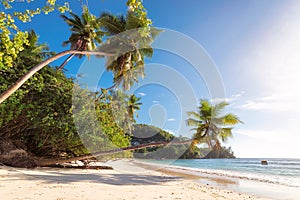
{"left": 261, "top": 160, "right": 268, "bottom": 165}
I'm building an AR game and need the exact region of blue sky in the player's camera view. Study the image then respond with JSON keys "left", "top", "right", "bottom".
{"left": 9, "top": 0, "right": 300, "bottom": 158}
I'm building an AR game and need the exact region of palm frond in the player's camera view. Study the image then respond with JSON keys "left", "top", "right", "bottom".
{"left": 212, "top": 101, "right": 229, "bottom": 116}
{"left": 199, "top": 99, "right": 211, "bottom": 118}
{"left": 140, "top": 47, "right": 153, "bottom": 58}
{"left": 187, "top": 111, "right": 200, "bottom": 119}
{"left": 126, "top": 11, "right": 141, "bottom": 30}
{"left": 218, "top": 113, "right": 243, "bottom": 126}
{"left": 218, "top": 128, "right": 233, "bottom": 142}
{"left": 150, "top": 27, "right": 163, "bottom": 39}
{"left": 186, "top": 118, "right": 201, "bottom": 127}
{"left": 70, "top": 12, "right": 83, "bottom": 26}
{"left": 100, "top": 12, "right": 125, "bottom": 34}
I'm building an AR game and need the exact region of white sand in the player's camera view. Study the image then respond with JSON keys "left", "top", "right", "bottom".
{"left": 0, "top": 160, "right": 270, "bottom": 200}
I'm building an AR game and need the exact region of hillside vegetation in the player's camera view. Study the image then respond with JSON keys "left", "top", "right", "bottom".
{"left": 131, "top": 124, "right": 201, "bottom": 159}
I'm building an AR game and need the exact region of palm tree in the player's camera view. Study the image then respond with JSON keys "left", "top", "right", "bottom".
{"left": 0, "top": 49, "right": 112, "bottom": 104}
{"left": 0, "top": 8, "right": 113, "bottom": 104}
{"left": 127, "top": 94, "right": 142, "bottom": 122}
{"left": 98, "top": 11, "right": 160, "bottom": 90}
{"left": 186, "top": 99, "right": 242, "bottom": 148}
{"left": 58, "top": 6, "right": 104, "bottom": 70}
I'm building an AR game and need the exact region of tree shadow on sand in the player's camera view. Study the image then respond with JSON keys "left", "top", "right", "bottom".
{"left": 2, "top": 169, "right": 182, "bottom": 185}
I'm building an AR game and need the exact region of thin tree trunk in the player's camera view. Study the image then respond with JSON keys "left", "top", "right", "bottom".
{"left": 95, "top": 83, "right": 117, "bottom": 101}
{"left": 37, "top": 139, "right": 193, "bottom": 166}
{"left": 57, "top": 53, "right": 75, "bottom": 71}
{"left": 105, "top": 83, "right": 117, "bottom": 91}
{"left": 57, "top": 37, "right": 86, "bottom": 71}
{"left": 0, "top": 50, "right": 113, "bottom": 104}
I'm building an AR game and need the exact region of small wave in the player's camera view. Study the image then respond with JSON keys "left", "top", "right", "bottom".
{"left": 165, "top": 165, "right": 300, "bottom": 188}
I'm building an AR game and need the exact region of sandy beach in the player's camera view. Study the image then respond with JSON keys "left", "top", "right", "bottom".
{"left": 0, "top": 160, "right": 271, "bottom": 200}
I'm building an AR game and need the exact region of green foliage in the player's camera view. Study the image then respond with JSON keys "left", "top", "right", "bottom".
{"left": 98, "top": 11, "right": 160, "bottom": 90}
{"left": 0, "top": 0, "right": 70, "bottom": 68}
{"left": 126, "top": 0, "right": 152, "bottom": 37}
{"left": 61, "top": 6, "right": 104, "bottom": 56}
{"left": 2, "top": 0, "right": 70, "bottom": 21}
{"left": 0, "top": 31, "right": 132, "bottom": 159}
{"left": 0, "top": 0, "right": 157, "bottom": 162}
{"left": 0, "top": 32, "right": 82, "bottom": 156}
{"left": 127, "top": 94, "right": 142, "bottom": 122}
{"left": 131, "top": 124, "right": 201, "bottom": 159}
{"left": 187, "top": 99, "right": 242, "bottom": 147}
{"left": 73, "top": 86, "right": 132, "bottom": 160}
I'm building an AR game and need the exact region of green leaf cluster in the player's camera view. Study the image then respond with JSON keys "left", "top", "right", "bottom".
{"left": 126, "top": 0, "right": 152, "bottom": 37}
{"left": 187, "top": 99, "right": 242, "bottom": 148}
{"left": 0, "top": 0, "right": 70, "bottom": 68}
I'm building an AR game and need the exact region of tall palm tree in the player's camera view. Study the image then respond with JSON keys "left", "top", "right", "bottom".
{"left": 98, "top": 11, "right": 160, "bottom": 90}
{"left": 58, "top": 6, "right": 104, "bottom": 70}
{"left": 127, "top": 94, "right": 142, "bottom": 122}
{"left": 186, "top": 99, "right": 242, "bottom": 148}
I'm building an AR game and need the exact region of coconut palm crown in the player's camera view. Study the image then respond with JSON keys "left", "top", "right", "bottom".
{"left": 127, "top": 94, "right": 142, "bottom": 122}
{"left": 98, "top": 11, "right": 161, "bottom": 90}
{"left": 58, "top": 6, "right": 105, "bottom": 70}
{"left": 61, "top": 6, "right": 104, "bottom": 53}
{"left": 186, "top": 99, "right": 242, "bottom": 148}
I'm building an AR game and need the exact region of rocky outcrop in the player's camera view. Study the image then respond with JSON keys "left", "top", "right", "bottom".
{"left": 203, "top": 144, "right": 236, "bottom": 159}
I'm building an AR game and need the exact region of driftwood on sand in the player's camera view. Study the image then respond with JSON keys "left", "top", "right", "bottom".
{"left": 0, "top": 139, "right": 192, "bottom": 168}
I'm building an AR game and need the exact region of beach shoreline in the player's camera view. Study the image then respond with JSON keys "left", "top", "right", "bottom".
{"left": 133, "top": 159, "right": 300, "bottom": 200}
{"left": 0, "top": 159, "right": 273, "bottom": 200}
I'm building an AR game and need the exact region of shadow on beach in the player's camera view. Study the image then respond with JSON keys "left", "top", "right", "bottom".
{"left": 1, "top": 168, "right": 182, "bottom": 186}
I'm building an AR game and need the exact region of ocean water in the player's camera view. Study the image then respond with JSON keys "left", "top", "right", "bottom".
{"left": 168, "top": 158, "right": 300, "bottom": 187}
{"left": 143, "top": 158, "right": 300, "bottom": 199}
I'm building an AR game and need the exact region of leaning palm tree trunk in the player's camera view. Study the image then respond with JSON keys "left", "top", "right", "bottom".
{"left": 0, "top": 50, "right": 112, "bottom": 104}
{"left": 37, "top": 139, "right": 193, "bottom": 166}
{"left": 57, "top": 53, "right": 76, "bottom": 71}
{"left": 57, "top": 39, "right": 87, "bottom": 71}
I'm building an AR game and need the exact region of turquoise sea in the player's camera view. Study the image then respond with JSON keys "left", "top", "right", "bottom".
{"left": 144, "top": 158, "right": 300, "bottom": 200}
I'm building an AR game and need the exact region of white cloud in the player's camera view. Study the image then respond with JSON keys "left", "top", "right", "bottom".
{"left": 211, "top": 98, "right": 230, "bottom": 104}
{"left": 238, "top": 94, "right": 300, "bottom": 112}
{"left": 231, "top": 91, "right": 245, "bottom": 99}
{"left": 238, "top": 100, "right": 269, "bottom": 111}
{"left": 211, "top": 91, "right": 245, "bottom": 104}
{"left": 152, "top": 100, "right": 160, "bottom": 104}
{"left": 167, "top": 118, "right": 176, "bottom": 122}
{"left": 137, "top": 92, "right": 146, "bottom": 96}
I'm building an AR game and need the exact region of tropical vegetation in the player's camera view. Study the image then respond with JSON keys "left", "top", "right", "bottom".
{"left": 0, "top": 1, "right": 242, "bottom": 168}
{"left": 0, "top": 0, "right": 159, "bottom": 167}
{"left": 58, "top": 5, "right": 104, "bottom": 70}
{"left": 186, "top": 99, "right": 242, "bottom": 148}
{"left": 131, "top": 124, "right": 202, "bottom": 159}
